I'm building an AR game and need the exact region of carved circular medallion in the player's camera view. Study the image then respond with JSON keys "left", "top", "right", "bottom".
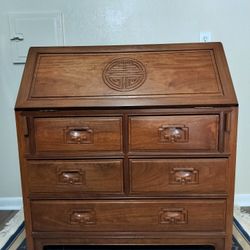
{"left": 103, "top": 58, "right": 146, "bottom": 92}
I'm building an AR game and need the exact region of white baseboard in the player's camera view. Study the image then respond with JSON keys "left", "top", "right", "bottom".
{"left": 234, "top": 194, "right": 250, "bottom": 207}
{"left": 0, "top": 197, "right": 23, "bottom": 210}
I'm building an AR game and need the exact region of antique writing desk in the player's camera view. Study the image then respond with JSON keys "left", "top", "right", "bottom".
{"left": 15, "top": 43, "right": 238, "bottom": 250}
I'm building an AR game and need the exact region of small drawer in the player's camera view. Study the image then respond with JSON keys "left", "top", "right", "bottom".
{"left": 129, "top": 115, "right": 219, "bottom": 152}
{"left": 130, "top": 158, "right": 228, "bottom": 195}
{"left": 32, "top": 116, "right": 122, "bottom": 155}
{"left": 28, "top": 160, "right": 123, "bottom": 195}
{"left": 31, "top": 199, "right": 226, "bottom": 232}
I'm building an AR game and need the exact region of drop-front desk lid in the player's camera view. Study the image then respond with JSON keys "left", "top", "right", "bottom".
{"left": 15, "top": 42, "right": 238, "bottom": 109}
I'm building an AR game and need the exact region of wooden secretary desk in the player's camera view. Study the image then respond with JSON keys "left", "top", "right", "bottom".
{"left": 15, "top": 43, "right": 238, "bottom": 250}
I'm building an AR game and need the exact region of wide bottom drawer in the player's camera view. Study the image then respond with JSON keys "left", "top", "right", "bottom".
{"left": 31, "top": 199, "right": 226, "bottom": 232}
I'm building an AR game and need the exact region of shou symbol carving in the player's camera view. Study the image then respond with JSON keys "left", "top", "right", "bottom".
{"left": 158, "top": 124, "right": 189, "bottom": 143}
{"left": 159, "top": 208, "right": 188, "bottom": 224}
{"left": 65, "top": 126, "right": 93, "bottom": 144}
{"left": 102, "top": 57, "right": 147, "bottom": 92}
{"left": 169, "top": 168, "right": 199, "bottom": 185}
{"left": 57, "top": 168, "right": 85, "bottom": 185}
{"left": 70, "top": 209, "right": 96, "bottom": 225}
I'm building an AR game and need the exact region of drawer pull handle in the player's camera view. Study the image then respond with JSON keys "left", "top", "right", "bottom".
{"left": 65, "top": 127, "right": 93, "bottom": 144}
{"left": 158, "top": 125, "right": 189, "bottom": 143}
{"left": 159, "top": 208, "right": 187, "bottom": 224}
{"left": 57, "top": 169, "right": 85, "bottom": 185}
{"left": 70, "top": 209, "right": 96, "bottom": 225}
{"left": 170, "top": 168, "right": 199, "bottom": 185}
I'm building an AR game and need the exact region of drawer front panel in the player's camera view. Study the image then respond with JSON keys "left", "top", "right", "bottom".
{"left": 33, "top": 117, "right": 122, "bottom": 154}
{"left": 129, "top": 115, "right": 219, "bottom": 152}
{"left": 28, "top": 160, "right": 123, "bottom": 194}
{"left": 130, "top": 159, "right": 228, "bottom": 194}
{"left": 31, "top": 200, "right": 226, "bottom": 232}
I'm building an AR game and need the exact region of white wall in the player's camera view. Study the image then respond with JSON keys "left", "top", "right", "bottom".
{"left": 0, "top": 0, "right": 249, "bottom": 197}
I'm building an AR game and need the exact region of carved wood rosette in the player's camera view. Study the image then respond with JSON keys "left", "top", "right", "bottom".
{"left": 159, "top": 208, "right": 188, "bottom": 225}
{"left": 102, "top": 57, "right": 147, "bottom": 92}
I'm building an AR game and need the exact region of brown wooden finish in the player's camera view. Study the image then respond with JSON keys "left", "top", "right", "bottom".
{"left": 15, "top": 43, "right": 238, "bottom": 250}
{"left": 32, "top": 116, "right": 122, "bottom": 155}
{"left": 33, "top": 237, "right": 225, "bottom": 250}
{"left": 224, "top": 108, "right": 238, "bottom": 250}
{"left": 27, "top": 160, "right": 123, "bottom": 195}
{"left": 15, "top": 43, "right": 237, "bottom": 109}
{"left": 129, "top": 115, "right": 219, "bottom": 152}
{"left": 130, "top": 158, "right": 228, "bottom": 194}
{"left": 31, "top": 199, "right": 226, "bottom": 232}
{"left": 30, "top": 51, "right": 221, "bottom": 97}
{"left": 15, "top": 111, "right": 35, "bottom": 250}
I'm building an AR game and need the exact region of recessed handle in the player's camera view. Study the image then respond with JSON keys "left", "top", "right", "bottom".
{"left": 70, "top": 209, "right": 96, "bottom": 225}
{"left": 57, "top": 169, "right": 85, "bottom": 185}
{"left": 170, "top": 168, "right": 199, "bottom": 185}
{"left": 65, "top": 126, "right": 93, "bottom": 144}
{"left": 159, "top": 208, "right": 188, "bottom": 224}
{"left": 158, "top": 124, "right": 189, "bottom": 143}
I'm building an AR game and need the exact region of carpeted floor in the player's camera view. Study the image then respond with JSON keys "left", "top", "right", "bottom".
{"left": 0, "top": 210, "right": 25, "bottom": 250}
{"left": 233, "top": 206, "right": 250, "bottom": 249}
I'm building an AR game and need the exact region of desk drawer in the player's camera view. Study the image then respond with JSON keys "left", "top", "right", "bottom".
{"left": 32, "top": 116, "right": 122, "bottom": 155}
{"left": 130, "top": 158, "right": 228, "bottom": 195}
{"left": 129, "top": 115, "right": 219, "bottom": 152}
{"left": 31, "top": 199, "right": 226, "bottom": 232}
{"left": 28, "top": 159, "right": 123, "bottom": 195}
